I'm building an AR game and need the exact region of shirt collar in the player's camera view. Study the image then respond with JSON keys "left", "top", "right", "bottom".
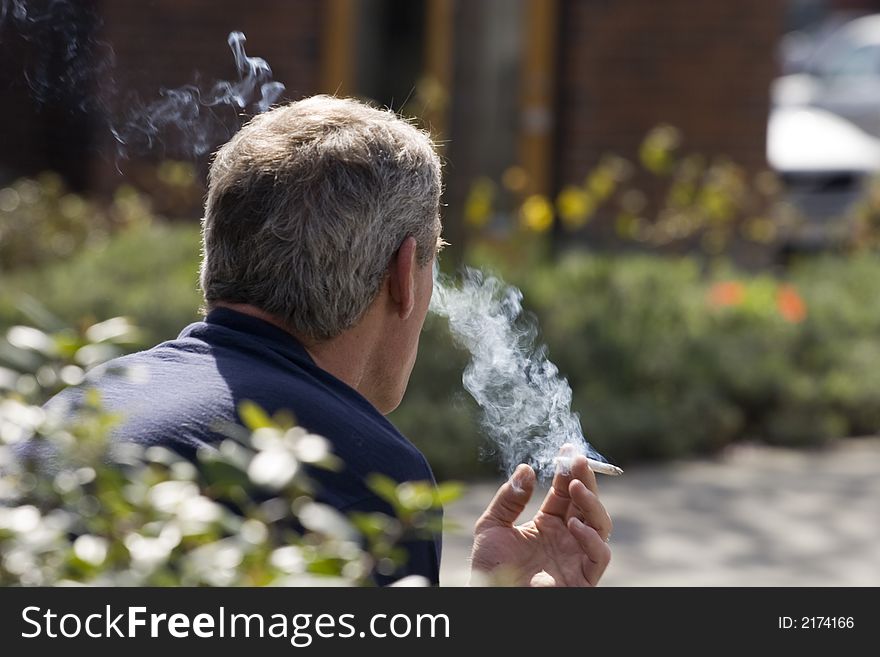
{"left": 199, "top": 307, "right": 317, "bottom": 366}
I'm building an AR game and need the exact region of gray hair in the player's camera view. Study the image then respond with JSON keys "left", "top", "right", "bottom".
{"left": 200, "top": 95, "right": 442, "bottom": 341}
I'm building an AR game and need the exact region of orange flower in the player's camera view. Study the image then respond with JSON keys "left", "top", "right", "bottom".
{"left": 777, "top": 284, "right": 807, "bottom": 323}
{"left": 708, "top": 281, "right": 746, "bottom": 308}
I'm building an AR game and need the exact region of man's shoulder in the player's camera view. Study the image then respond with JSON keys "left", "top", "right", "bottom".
{"left": 56, "top": 327, "right": 429, "bottom": 477}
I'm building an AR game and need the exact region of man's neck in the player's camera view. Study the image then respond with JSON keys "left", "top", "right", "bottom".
{"left": 210, "top": 301, "right": 380, "bottom": 403}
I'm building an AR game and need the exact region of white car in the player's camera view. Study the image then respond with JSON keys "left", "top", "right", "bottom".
{"left": 767, "top": 106, "right": 880, "bottom": 247}
{"left": 769, "top": 14, "right": 880, "bottom": 245}
{"left": 774, "top": 13, "right": 880, "bottom": 137}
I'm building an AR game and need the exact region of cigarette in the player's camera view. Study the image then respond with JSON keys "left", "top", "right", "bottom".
{"left": 554, "top": 450, "right": 624, "bottom": 476}
{"left": 586, "top": 458, "right": 623, "bottom": 476}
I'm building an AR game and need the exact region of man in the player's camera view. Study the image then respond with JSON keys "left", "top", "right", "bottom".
{"left": 48, "top": 95, "right": 612, "bottom": 586}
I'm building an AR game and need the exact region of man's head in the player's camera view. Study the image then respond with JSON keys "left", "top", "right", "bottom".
{"left": 200, "top": 95, "right": 442, "bottom": 411}
{"left": 201, "top": 95, "right": 442, "bottom": 338}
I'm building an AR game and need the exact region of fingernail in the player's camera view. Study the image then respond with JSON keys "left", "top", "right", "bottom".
{"left": 510, "top": 464, "right": 529, "bottom": 493}
{"left": 554, "top": 444, "right": 577, "bottom": 475}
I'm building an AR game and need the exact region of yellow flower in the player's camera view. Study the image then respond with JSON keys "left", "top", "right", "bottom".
{"left": 501, "top": 166, "right": 529, "bottom": 193}
{"left": 586, "top": 168, "right": 616, "bottom": 201}
{"left": 614, "top": 212, "right": 641, "bottom": 239}
{"left": 557, "top": 186, "right": 595, "bottom": 230}
{"left": 464, "top": 178, "right": 495, "bottom": 228}
{"left": 742, "top": 217, "right": 776, "bottom": 243}
{"left": 639, "top": 124, "right": 681, "bottom": 174}
{"left": 520, "top": 194, "right": 554, "bottom": 232}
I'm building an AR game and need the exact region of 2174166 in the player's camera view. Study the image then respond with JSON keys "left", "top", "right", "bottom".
{"left": 778, "top": 616, "right": 854, "bottom": 629}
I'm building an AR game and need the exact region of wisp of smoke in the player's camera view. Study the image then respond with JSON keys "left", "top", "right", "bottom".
{"left": 2, "top": 1, "right": 284, "bottom": 160}
{"left": 0, "top": 0, "right": 113, "bottom": 108}
{"left": 431, "top": 265, "right": 611, "bottom": 480}
{"left": 111, "top": 31, "right": 285, "bottom": 159}
{"left": 0, "top": 0, "right": 26, "bottom": 30}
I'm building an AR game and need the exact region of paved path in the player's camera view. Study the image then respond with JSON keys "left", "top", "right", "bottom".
{"left": 440, "top": 438, "right": 880, "bottom": 586}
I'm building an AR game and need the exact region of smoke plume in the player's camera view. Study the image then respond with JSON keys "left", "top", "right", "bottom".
{"left": 431, "top": 266, "right": 612, "bottom": 480}
{"left": 2, "top": 1, "right": 284, "bottom": 160}
{"left": 111, "top": 31, "right": 285, "bottom": 159}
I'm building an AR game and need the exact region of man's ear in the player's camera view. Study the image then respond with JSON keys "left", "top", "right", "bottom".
{"left": 388, "top": 236, "right": 418, "bottom": 320}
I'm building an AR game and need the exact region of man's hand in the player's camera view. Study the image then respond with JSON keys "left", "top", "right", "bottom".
{"left": 469, "top": 447, "right": 612, "bottom": 587}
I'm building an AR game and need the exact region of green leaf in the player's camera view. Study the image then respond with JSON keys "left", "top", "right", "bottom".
{"left": 237, "top": 400, "right": 274, "bottom": 431}
{"left": 306, "top": 556, "right": 346, "bottom": 576}
{"left": 349, "top": 512, "right": 400, "bottom": 539}
{"left": 434, "top": 481, "right": 464, "bottom": 506}
{"left": 365, "top": 473, "right": 401, "bottom": 509}
{"left": 197, "top": 457, "right": 252, "bottom": 492}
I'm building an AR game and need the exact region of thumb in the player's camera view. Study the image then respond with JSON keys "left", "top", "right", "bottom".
{"left": 475, "top": 464, "right": 536, "bottom": 531}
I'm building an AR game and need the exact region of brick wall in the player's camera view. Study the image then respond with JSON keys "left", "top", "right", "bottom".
{"left": 91, "top": 0, "right": 322, "bottom": 193}
{"left": 3, "top": 0, "right": 785, "bottom": 217}
{"left": 555, "top": 0, "right": 784, "bottom": 189}
{"left": 0, "top": 1, "right": 103, "bottom": 190}
{"left": 98, "top": 0, "right": 321, "bottom": 105}
{"left": 0, "top": 0, "right": 323, "bottom": 195}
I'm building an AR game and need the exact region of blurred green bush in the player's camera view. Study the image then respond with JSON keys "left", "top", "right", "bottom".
{"left": 423, "top": 251, "right": 880, "bottom": 469}
{"left": 4, "top": 174, "right": 880, "bottom": 479}
{"left": 1, "top": 317, "right": 452, "bottom": 587}
{"left": 0, "top": 173, "right": 158, "bottom": 273}
{"left": 0, "top": 221, "right": 203, "bottom": 345}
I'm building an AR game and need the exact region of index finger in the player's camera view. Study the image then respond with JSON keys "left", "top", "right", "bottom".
{"left": 570, "top": 453, "right": 600, "bottom": 497}
{"left": 541, "top": 443, "right": 596, "bottom": 520}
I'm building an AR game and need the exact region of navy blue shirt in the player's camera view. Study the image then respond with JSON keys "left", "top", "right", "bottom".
{"left": 46, "top": 308, "right": 441, "bottom": 584}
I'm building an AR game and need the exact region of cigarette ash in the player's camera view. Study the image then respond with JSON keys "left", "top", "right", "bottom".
{"left": 431, "top": 265, "right": 617, "bottom": 480}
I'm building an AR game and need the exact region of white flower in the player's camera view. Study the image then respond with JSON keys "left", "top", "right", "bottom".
{"left": 0, "top": 505, "right": 41, "bottom": 533}
{"left": 73, "top": 535, "right": 108, "bottom": 566}
{"left": 270, "top": 546, "right": 305, "bottom": 573}
{"left": 148, "top": 480, "right": 199, "bottom": 513}
{"left": 298, "top": 502, "right": 357, "bottom": 541}
{"left": 294, "top": 434, "right": 330, "bottom": 463}
{"left": 247, "top": 449, "right": 298, "bottom": 489}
